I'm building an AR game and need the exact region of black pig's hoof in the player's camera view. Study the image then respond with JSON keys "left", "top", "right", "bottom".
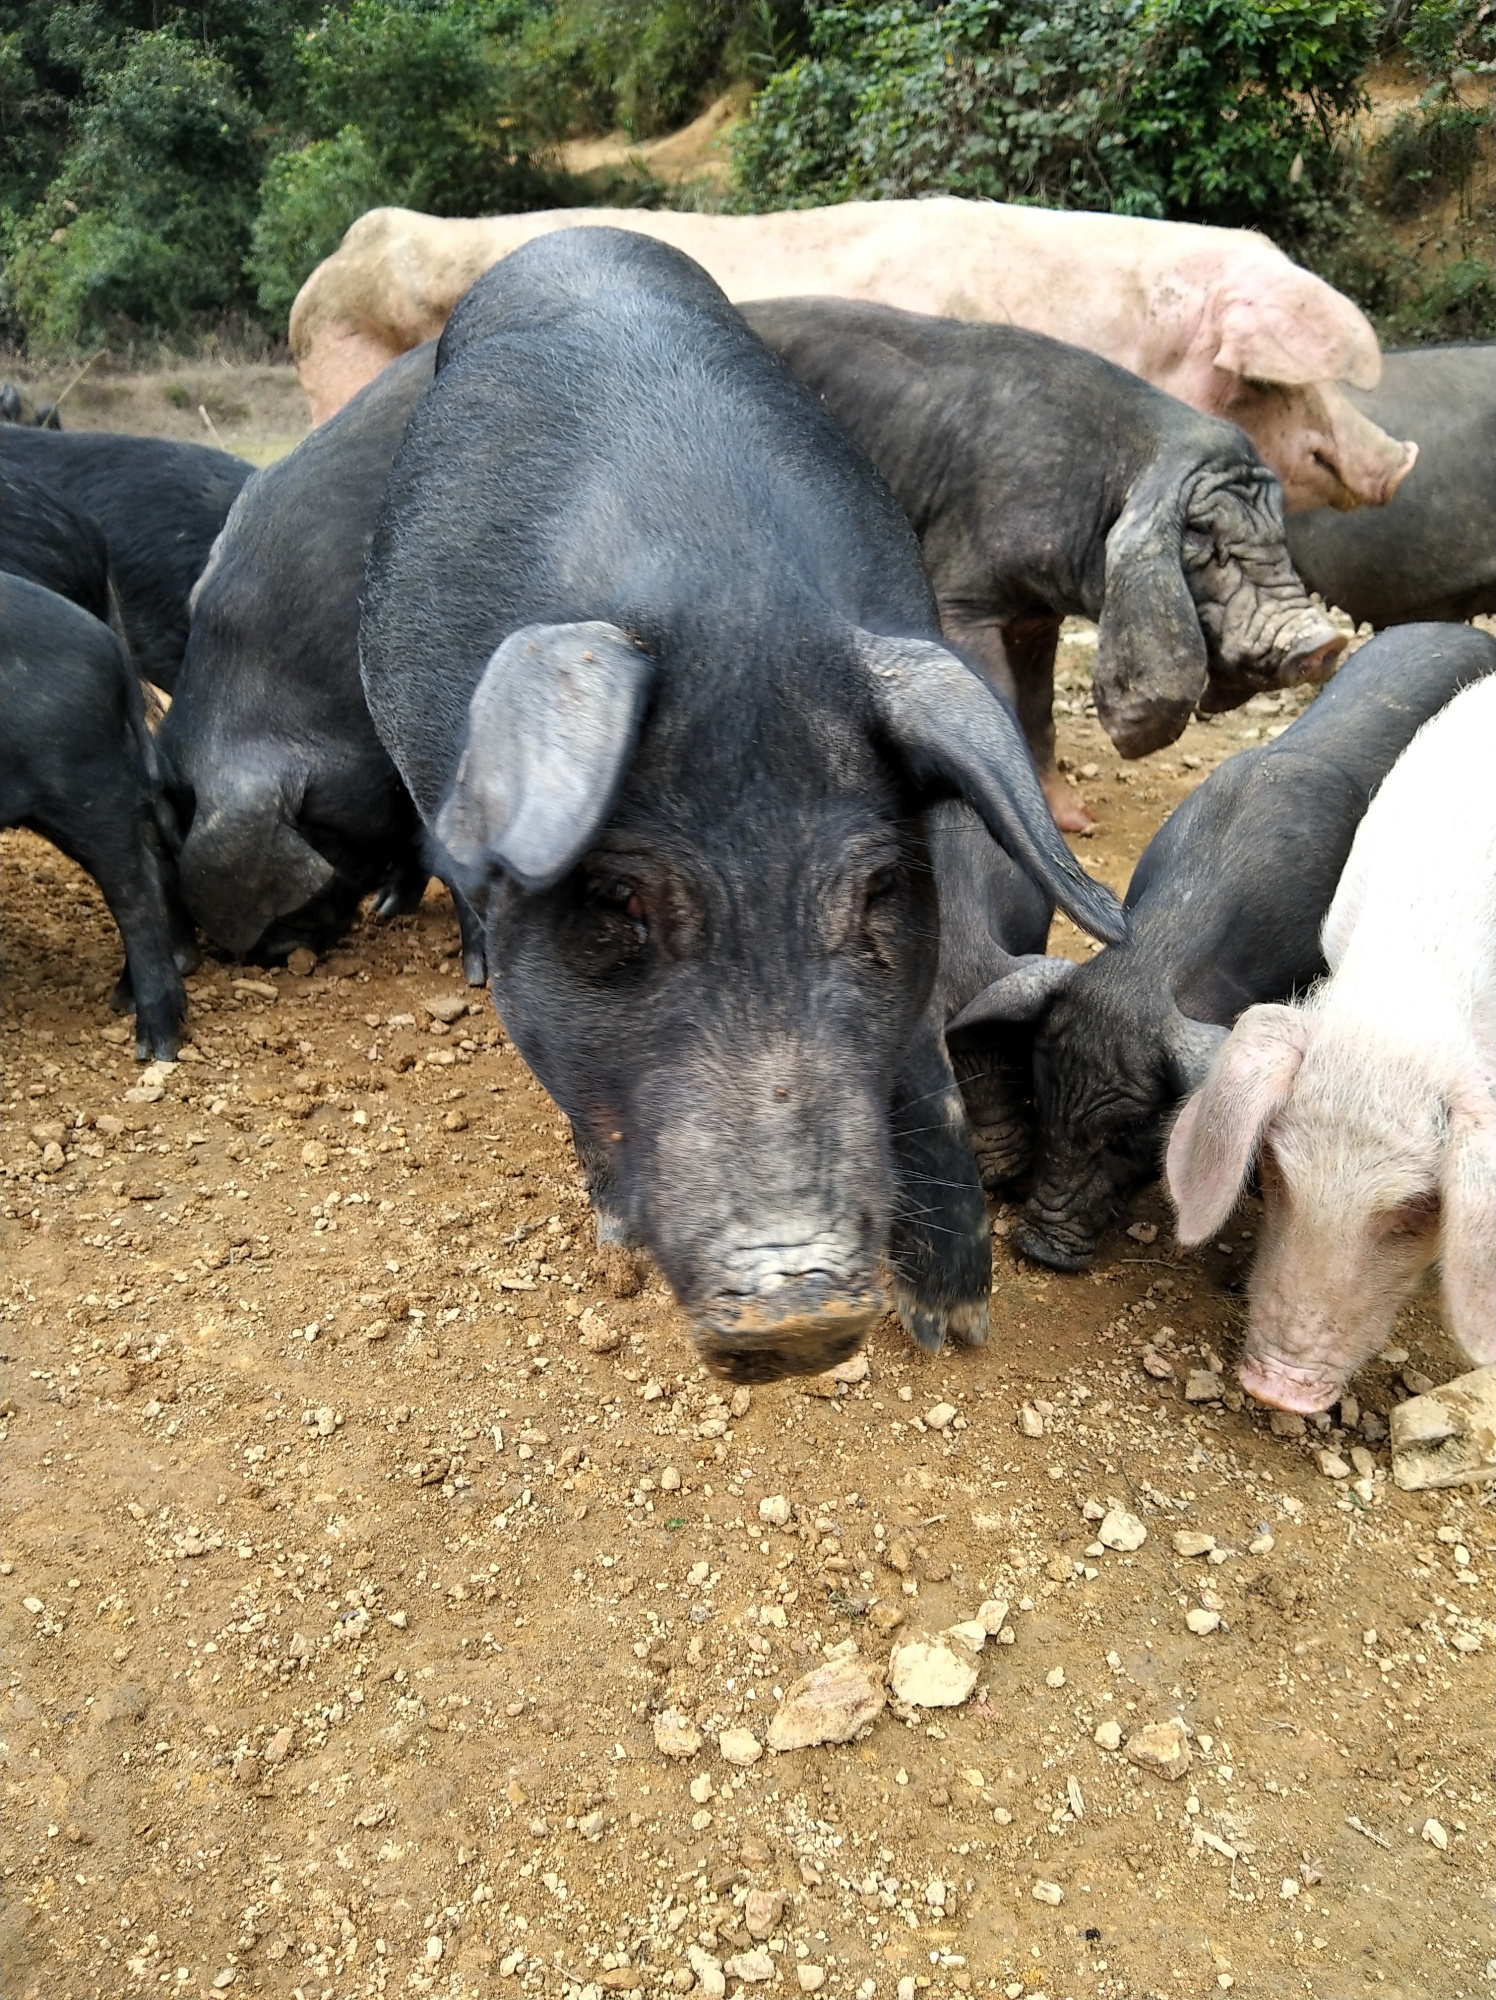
{"left": 462, "top": 942, "right": 489, "bottom": 986}
{"left": 893, "top": 1282, "right": 990, "bottom": 1354}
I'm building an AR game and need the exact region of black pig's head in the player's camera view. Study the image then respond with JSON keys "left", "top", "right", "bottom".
{"left": 1094, "top": 451, "right": 1345, "bottom": 759}
{"left": 432, "top": 620, "right": 1125, "bottom": 1380}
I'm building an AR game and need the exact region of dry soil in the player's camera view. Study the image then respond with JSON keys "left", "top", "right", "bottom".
{"left": 4, "top": 622, "right": 1493, "bottom": 2000}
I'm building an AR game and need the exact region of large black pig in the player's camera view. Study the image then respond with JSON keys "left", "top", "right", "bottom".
{"left": 949, "top": 623, "right": 1496, "bottom": 1269}
{"left": 741, "top": 298, "right": 1346, "bottom": 829}
{"left": 1, "top": 575, "right": 191, "bottom": 1059}
{"left": 4, "top": 429, "right": 251, "bottom": 692}
{"left": 1286, "top": 344, "right": 1496, "bottom": 628}
{"left": 162, "top": 344, "right": 484, "bottom": 974}
{"left": 361, "top": 227, "right": 1124, "bottom": 1380}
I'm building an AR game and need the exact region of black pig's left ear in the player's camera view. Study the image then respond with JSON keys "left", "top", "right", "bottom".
{"left": 435, "top": 621, "right": 655, "bottom": 891}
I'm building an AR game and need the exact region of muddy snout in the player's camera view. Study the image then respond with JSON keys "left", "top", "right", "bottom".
{"left": 1277, "top": 624, "right": 1346, "bottom": 687}
{"left": 690, "top": 1271, "right": 888, "bottom": 1384}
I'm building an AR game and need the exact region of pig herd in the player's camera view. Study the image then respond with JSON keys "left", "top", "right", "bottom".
{"left": 3, "top": 221, "right": 1494, "bottom": 1417}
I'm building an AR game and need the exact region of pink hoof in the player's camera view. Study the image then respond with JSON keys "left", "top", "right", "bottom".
{"left": 1043, "top": 770, "right": 1096, "bottom": 832}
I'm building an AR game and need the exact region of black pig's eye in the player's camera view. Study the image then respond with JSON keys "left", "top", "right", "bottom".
{"left": 591, "top": 877, "right": 648, "bottom": 943}
{"left": 864, "top": 864, "right": 900, "bottom": 908}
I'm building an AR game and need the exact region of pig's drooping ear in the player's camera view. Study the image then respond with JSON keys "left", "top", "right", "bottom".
{"left": 1441, "top": 1087, "right": 1496, "bottom": 1363}
{"left": 178, "top": 759, "right": 336, "bottom": 954}
{"left": 435, "top": 621, "right": 655, "bottom": 891}
{"left": 857, "top": 632, "right": 1127, "bottom": 947}
{"left": 1211, "top": 275, "right": 1382, "bottom": 391}
{"left": 1095, "top": 463, "right": 1209, "bottom": 758}
{"left": 1166, "top": 1003, "right": 1310, "bottom": 1244}
{"left": 947, "top": 953, "right": 1079, "bottom": 1032}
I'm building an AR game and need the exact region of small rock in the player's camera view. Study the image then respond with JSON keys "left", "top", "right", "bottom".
{"left": 888, "top": 1632, "right": 980, "bottom": 1708}
{"left": 1184, "top": 1371, "right": 1223, "bottom": 1403}
{"left": 719, "top": 1726, "right": 762, "bottom": 1768}
{"left": 261, "top": 1726, "right": 293, "bottom": 1766}
{"left": 758, "top": 1495, "right": 791, "bottom": 1528}
{"left": 723, "top": 1946, "right": 775, "bottom": 1984}
{"left": 442, "top": 1108, "right": 468, "bottom": 1131}
{"left": 1081, "top": 1497, "right": 1107, "bottom": 1520}
{"left": 1172, "top": 1530, "right": 1216, "bottom": 1557}
{"left": 1403, "top": 1367, "right": 1435, "bottom": 1396}
{"left": 577, "top": 1307, "right": 624, "bottom": 1355}
{"left": 212, "top": 1972, "right": 236, "bottom": 1990}
{"left": 744, "top": 1887, "right": 785, "bottom": 1938}
{"left": 659, "top": 1465, "right": 681, "bottom": 1491}
{"left": 1269, "top": 1411, "right": 1307, "bottom": 1437}
{"left": 829, "top": 1352, "right": 869, "bottom": 1385}
{"left": 300, "top": 1140, "right": 328, "bottom": 1170}
{"left": 425, "top": 1935, "right": 444, "bottom": 1964}
{"left": 687, "top": 1951, "right": 727, "bottom": 2000}
{"left": 1338, "top": 1393, "right": 1360, "bottom": 1430}
{"left": 578, "top": 1809, "right": 606, "bottom": 1838}
{"left": 1099, "top": 1506, "right": 1147, "bottom": 1552}
{"left": 1141, "top": 1350, "right": 1174, "bottom": 1379}
{"left": 1125, "top": 1718, "right": 1191, "bottom": 1781}
{"left": 1350, "top": 1445, "right": 1376, "bottom": 1477}
{"left": 1125, "top": 1221, "right": 1158, "bottom": 1244}
{"left": 1018, "top": 1403, "right": 1045, "bottom": 1437}
{"left": 1315, "top": 1448, "right": 1351, "bottom": 1480}
{"left": 768, "top": 1652, "right": 885, "bottom": 1750}
{"left": 925, "top": 1402, "right": 957, "bottom": 1431}
{"left": 653, "top": 1708, "right": 702, "bottom": 1759}
{"left": 1421, "top": 1818, "right": 1448, "bottom": 1851}
{"left": 1045, "top": 1666, "right": 1066, "bottom": 1689}
{"left": 730, "top": 1386, "right": 752, "bottom": 1418}
{"left": 1360, "top": 1410, "right": 1389, "bottom": 1445}
{"left": 867, "top": 1600, "right": 905, "bottom": 1634}
{"left": 1248, "top": 1532, "right": 1275, "bottom": 1555}
{"left": 1279, "top": 1877, "right": 1299, "bottom": 1901}
{"left": 945, "top": 1619, "right": 988, "bottom": 1652}
{"left": 1031, "top": 1880, "right": 1064, "bottom": 1905}
{"left": 797, "top": 1968, "right": 826, "bottom": 1994}
{"left": 689, "top": 1771, "right": 715, "bottom": 1804}
{"left": 978, "top": 1597, "right": 1010, "bottom": 1634}
{"left": 1185, "top": 1607, "right": 1221, "bottom": 1635}
{"left": 422, "top": 993, "right": 471, "bottom": 1023}
{"left": 1094, "top": 1718, "right": 1122, "bottom": 1750}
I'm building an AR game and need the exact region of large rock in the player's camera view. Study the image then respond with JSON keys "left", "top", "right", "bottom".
{"left": 1391, "top": 1365, "right": 1496, "bottom": 1492}
{"left": 767, "top": 1649, "right": 885, "bottom": 1751}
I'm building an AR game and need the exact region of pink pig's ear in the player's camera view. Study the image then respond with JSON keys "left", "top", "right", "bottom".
{"left": 1212, "top": 269, "right": 1382, "bottom": 391}
{"left": 1441, "top": 1086, "right": 1496, "bottom": 1362}
{"left": 1166, "top": 1004, "right": 1311, "bottom": 1245}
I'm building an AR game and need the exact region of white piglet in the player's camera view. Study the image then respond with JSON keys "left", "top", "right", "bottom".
{"left": 1166, "top": 672, "right": 1496, "bottom": 1412}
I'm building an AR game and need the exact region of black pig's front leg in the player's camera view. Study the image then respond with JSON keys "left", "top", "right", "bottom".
{"left": 888, "top": 1022, "right": 991, "bottom": 1352}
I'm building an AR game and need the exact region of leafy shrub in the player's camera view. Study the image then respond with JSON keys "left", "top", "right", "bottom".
{"left": 731, "top": 0, "right": 1378, "bottom": 232}
{"left": 2, "top": 25, "right": 262, "bottom": 349}
{"left": 248, "top": 127, "right": 389, "bottom": 325}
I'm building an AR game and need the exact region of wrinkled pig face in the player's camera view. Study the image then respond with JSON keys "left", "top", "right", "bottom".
{"left": 1183, "top": 467, "right": 1345, "bottom": 694}
{"left": 1015, "top": 986, "right": 1174, "bottom": 1270}
{"left": 1238, "top": 1112, "right": 1443, "bottom": 1414}
{"left": 486, "top": 786, "right": 939, "bottom": 1381}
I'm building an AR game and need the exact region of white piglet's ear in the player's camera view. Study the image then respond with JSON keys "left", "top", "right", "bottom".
{"left": 1165, "top": 1002, "right": 1310, "bottom": 1244}
{"left": 1440, "top": 1089, "right": 1496, "bottom": 1362}
{"left": 435, "top": 621, "right": 655, "bottom": 891}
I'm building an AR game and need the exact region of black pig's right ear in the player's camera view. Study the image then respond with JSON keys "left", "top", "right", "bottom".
{"left": 435, "top": 622, "right": 655, "bottom": 892}
{"left": 1094, "top": 459, "right": 1209, "bottom": 758}
{"left": 946, "top": 952, "right": 1079, "bottom": 1031}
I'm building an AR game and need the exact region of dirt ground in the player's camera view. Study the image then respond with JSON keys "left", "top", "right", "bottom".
{"left": 2, "top": 359, "right": 311, "bottom": 465}
{"left": 5, "top": 577, "right": 1494, "bottom": 2000}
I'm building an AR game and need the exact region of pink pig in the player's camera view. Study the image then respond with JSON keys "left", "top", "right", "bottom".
{"left": 1166, "top": 671, "right": 1496, "bottom": 1413}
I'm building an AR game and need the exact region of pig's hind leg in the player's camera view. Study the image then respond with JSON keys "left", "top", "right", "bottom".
{"left": 888, "top": 1026, "right": 992, "bottom": 1352}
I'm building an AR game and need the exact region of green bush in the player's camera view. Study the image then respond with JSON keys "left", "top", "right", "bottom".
{"left": 2, "top": 25, "right": 262, "bottom": 350}
{"left": 248, "top": 127, "right": 389, "bottom": 325}
{"left": 731, "top": 0, "right": 1378, "bottom": 233}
